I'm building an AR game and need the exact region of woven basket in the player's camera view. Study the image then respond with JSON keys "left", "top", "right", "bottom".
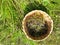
{"left": 22, "top": 10, "right": 53, "bottom": 41}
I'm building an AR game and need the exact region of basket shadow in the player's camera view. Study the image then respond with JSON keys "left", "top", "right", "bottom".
{"left": 24, "top": 1, "right": 49, "bottom": 16}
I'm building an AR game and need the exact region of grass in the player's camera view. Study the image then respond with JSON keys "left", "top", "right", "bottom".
{"left": 0, "top": 0, "right": 60, "bottom": 45}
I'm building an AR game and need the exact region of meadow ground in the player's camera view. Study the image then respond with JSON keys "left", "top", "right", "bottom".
{"left": 0, "top": 0, "right": 60, "bottom": 45}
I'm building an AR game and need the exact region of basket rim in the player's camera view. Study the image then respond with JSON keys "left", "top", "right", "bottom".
{"left": 22, "top": 10, "right": 53, "bottom": 41}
